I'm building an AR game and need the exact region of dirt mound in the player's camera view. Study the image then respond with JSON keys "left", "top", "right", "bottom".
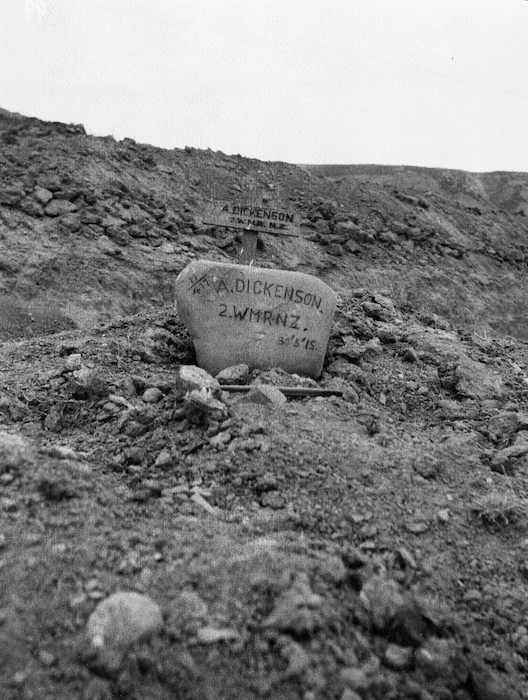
{"left": 1, "top": 109, "right": 528, "bottom": 341}
{"left": 1, "top": 110, "right": 528, "bottom": 698}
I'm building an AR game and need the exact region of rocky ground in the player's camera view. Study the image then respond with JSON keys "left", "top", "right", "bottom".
{"left": 1, "top": 109, "right": 528, "bottom": 698}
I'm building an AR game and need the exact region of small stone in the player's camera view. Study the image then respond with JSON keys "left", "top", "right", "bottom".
{"left": 263, "top": 572, "right": 323, "bottom": 636}
{"left": 44, "top": 199, "right": 78, "bottom": 216}
{"left": 304, "top": 667, "right": 326, "bottom": 693}
{"left": 260, "top": 492, "right": 285, "bottom": 509}
{"left": 383, "top": 643, "right": 414, "bottom": 670}
{"left": 12, "top": 670, "right": 27, "bottom": 685}
{"left": 487, "top": 412, "right": 521, "bottom": 442}
{"left": 344, "top": 240, "right": 361, "bottom": 254}
{"left": 154, "top": 449, "right": 173, "bottom": 469}
{"left": 336, "top": 340, "right": 364, "bottom": 362}
{"left": 357, "top": 575, "right": 406, "bottom": 631}
{"left": 38, "top": 650, "right": 56, "bottom": 667}
{"left": 340, "top": 667, "right": 369, "bottom": 691}
{"left": 38, "top": 174, "right": 62, "bottom": 191}
{"left": 64, "top": 353, "right": 82, "bottom": 371}
{"left": 0, "top": 185, "right": 25, "bottom": 206}
{"left": 176, "top": 365, "right": 220, "bottom": 394}
{"left": 327, "top": 242, "right": 343, "bottom": 256}
{"left": 51, "top": 543, "right": 68, "bottom": 555}
{"left": 463, "top": 589, "right": 482, "bottom": 606}
{"left": 142, "top": 387, "right": 163, "bottom": 403}
{"left": 243, "top": 385, "right": 287, "bottom": 408}
{"left": 469, "top": 665, "right": 518, "bottom": 700}
{"left": 415, "top": 637, "right": 460, "bottom": 680}
{"left": 515, "top": 634, "right": 528, "bottom": 655}
{"left": 455, "top": 356, "right": 504, "bottom": 400}
{"left": 167, "top": 589, "right": 208, "bottom": 634}
{"left": 124, "top": 421, "right": 148, "bottom": 438}
{"left": 0, "top": 533, "right": 6, "bottom": 549}
{"left": 405, "top": 521, "right": 429, "bottom": 534}
{"left": 25, "top": 533, "right": 43, "bottom": 546}
{"left": 216, "top": 363, "right": 250, "bottom": 384}
{"left": 60, "top": 213, "right": 82, "bottom": 232}
{"left": 375, "top": 324, "right": 401, "bottom": 343}
{"left": 86, "top": 592, "right": 163, "bottom": 672}
{"left": 325, "top": 377, "right": 359, "bottom": 403}
{"left": 362, "top": 301, "right": 393, "bottom": 322}
{"left": 437, "top": 509, "right": 450, "bottom": 523}
{"left": 334, "top": 220, "right": 361, "bottom": 239}
{"left": 359, "top": 524, "right": 378, "bottom": 539}
{"left": 491, "top": 444, "right": 528, "bottom": 474}
{"left": 73, "top": 369, "right": 109, "bottom": 399}
{"left": 184, "top": 389, "right": 228, "bottom": 423}
{"left": 33, "top": 187, "right": 53, "bottom": 205}
{"left": 0, "top": 431, "right": 33, "bottom": 473}
{"left": 340, "top": 690, "right": 362, "bottom": 700}
{"left": 396, "top": 547, "right": 417, "bottom": 569}
{"left": 403, "top": 347, "right": 418, "bottom": 362}
{"left": 363, "top": 337, "right": 382, "bottom": 358}
{"left": 209, "top": 431, "right": 232, "bottom": 449}
{"left": 2, "top": 497, "right": 18, "bottom": 512}
{"left": 47, "top": 444, "right": 79, "bottom": 460}
{"left": 21, "top": 197, "right": 44, "bottom": 217}
{"left": 196, "top": 627, "right": 239, "bottom": 644}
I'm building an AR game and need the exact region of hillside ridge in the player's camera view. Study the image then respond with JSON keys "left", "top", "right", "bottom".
{"left": 2, "top": 109, "right": 528, "bottom": 699}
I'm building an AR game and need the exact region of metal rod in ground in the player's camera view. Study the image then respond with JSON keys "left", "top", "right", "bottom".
{"left": 220, "top": 385, "right": 343, "bottom": 397}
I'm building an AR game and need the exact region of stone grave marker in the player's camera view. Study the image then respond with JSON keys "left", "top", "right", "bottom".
{"left": 175, "top": 259, "right": 336, "bottom": 378}
{"left": 174, "top": 197, "right": 337, "bottom": 378}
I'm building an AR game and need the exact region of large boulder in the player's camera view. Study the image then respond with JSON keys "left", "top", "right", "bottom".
{"left": 175, "top": 260, "right": 337, "bottom": 379}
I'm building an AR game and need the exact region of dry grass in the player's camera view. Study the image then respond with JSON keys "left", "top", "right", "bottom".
{"left": 471, "top": 489, "right": 527, "bottom": 528}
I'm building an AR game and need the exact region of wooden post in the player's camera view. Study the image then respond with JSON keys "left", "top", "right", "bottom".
{"left": 202, "top": 193, "right": 301, "bottom": 267}
{"left": 238, "top": 227, "right": 258, "bottom": 265}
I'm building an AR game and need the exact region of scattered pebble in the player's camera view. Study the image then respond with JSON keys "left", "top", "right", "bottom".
{"left": 243, "top": 385, "right": 287, "bottom": 408}
{"left": 63, "top": 353, "right": 82, "bottom": 371}
{"left": 86, "top": 591, "right": 163, "bottom": 672}
{"left": 340, "top": 667, "right": 369, "bottom": 691}
{"left": 216, "top": 363, "right": 250, "bottom": 384}
{"left": 263, "top": 572, "right": 324, "bottom": 636}
{"left": 340, "top": 690, "right": 362, "bottom": 700}
{"left": 176, "top": 365, "right": 220, "bottom": 394}
{"left": 0, "top": 432, "right": 33, "bottom": 473}
{"left": 38, "top": 650, "right": 56, "bottom": 667}
{"left": 383, "top": 643, "right": 414, "bottom": 670}
{"left": 142, "top": 387, "right": 163, "bottom": 403}
{"left": 405, "top": 521, "right": 429, "bottom": 534}
{"left": 196, "top": 626, "right": 239, "bottom": 644}
{"left": 154, "top": 449, "right": 173, "bottom": 469}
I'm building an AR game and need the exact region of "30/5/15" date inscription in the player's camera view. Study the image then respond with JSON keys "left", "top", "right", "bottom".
{"left": 278, "top": 335, "right": 316, "bottom": 351}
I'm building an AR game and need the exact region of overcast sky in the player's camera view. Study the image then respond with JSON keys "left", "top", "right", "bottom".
{"left": 1, "top": 0, "right": 527, "bottom": 171}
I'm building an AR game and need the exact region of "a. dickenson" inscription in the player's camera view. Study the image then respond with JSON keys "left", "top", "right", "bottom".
{"left": 202, "top": 201, "right": 301, "bottom": 237}
{"left": 188, "top": 273, "right": 323, "bottom": 310}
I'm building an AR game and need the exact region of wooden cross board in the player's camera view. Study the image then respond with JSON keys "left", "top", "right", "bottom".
{"left": 202, "top": 200, "right": 302, "bottom": 265}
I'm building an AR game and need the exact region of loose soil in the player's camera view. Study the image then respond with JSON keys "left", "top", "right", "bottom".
{"left": 1, "top": 109, "right": 528, "bottom": 699}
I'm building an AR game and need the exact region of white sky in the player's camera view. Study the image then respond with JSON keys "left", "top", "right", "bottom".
{"left": 1, "top": 0, "right": 528, "bottom": 171}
